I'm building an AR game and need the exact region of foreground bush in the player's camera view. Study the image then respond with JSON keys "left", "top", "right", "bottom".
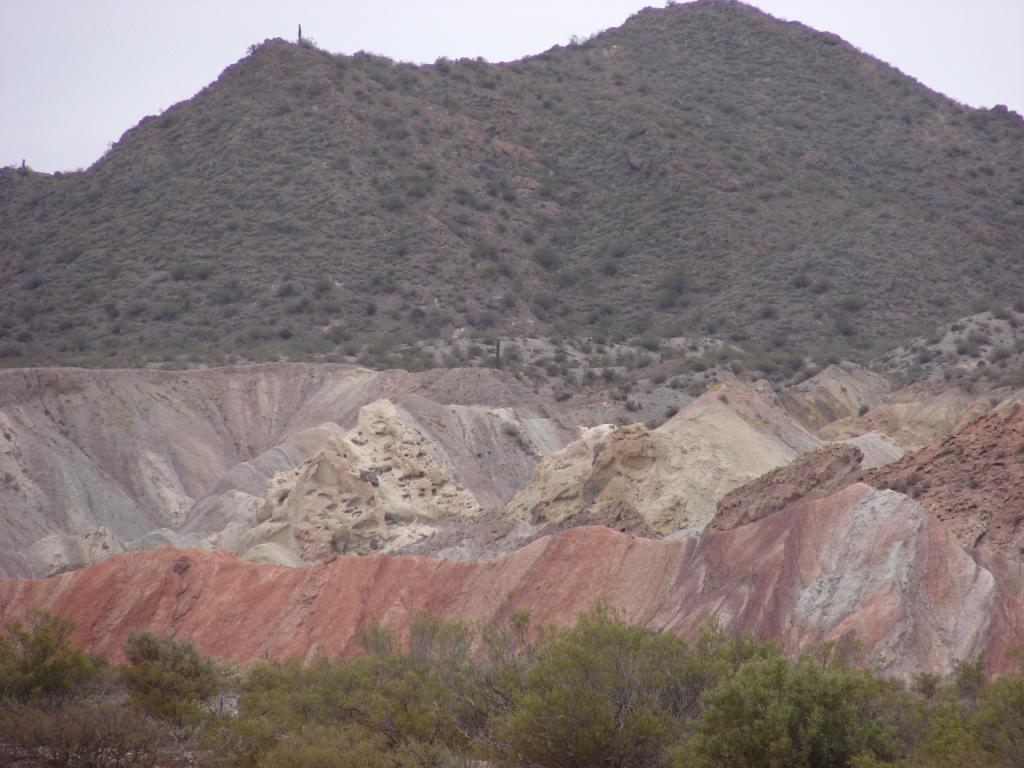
{"left": 2, "top": 610, "right": 1023, "bottom": 767}
{"left": 121, "top": 630, "right": 223, "bottom": 726}
{"left": 0, "top": 700, "right": 171, "bottom": 768}
{"left": 689, "top": 654, "right": 905, "bottom": 767}
{"left": 0, "top": 611, "right": 98, "bottom": 703}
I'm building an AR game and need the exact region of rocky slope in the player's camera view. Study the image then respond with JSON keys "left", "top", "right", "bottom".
{"left": 506, "top": 382, "right": 821, "bottom": 533}
{"left": 708, "top": 443, "right": 863, "bottom": 532}
{"left": 1, "top": 483, "right": 1016, "bottom": 678}
{"left": 239, "top": 400, "right": 483, "bottom": 562}
{"left": 2, "top": 359, "right": 1022, "bottom": 678}
{"left": 863, "top": 400, "right": 1024, "bottom": 555}
{"left": 0, "top": 364, "right": 574, "bottom": 576}
{"left": 0, "top": 361, "right": 981, "bottom": 577}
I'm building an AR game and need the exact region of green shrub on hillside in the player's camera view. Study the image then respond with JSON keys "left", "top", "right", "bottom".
{"left": 690, "top": 654, "right": 904, "bottom": 768}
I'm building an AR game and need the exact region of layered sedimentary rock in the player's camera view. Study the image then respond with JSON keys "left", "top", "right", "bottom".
{"left": 781, "top": 363, "right": 892, "bottom": 432}
{"left": 2, "top": 483, "right": 1014, "bottom": 677}
{"left": 0, "top": 365, "right": 568, "bottom": 577}
{"left": 708, "top": 444, "right": 863, "bottom": 532}
{"left": 817, "top": 381, "right": 993, "bottom": 448}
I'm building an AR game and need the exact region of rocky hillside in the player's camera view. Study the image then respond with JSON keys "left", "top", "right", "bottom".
{"left": 2, "top": 0, "right": 1023, "bottom": 367}
{"left": 0, "top": 360, "right": 902, "bottom": 577}
{"left": 864, "top": 399, "right": 1024, "bottom": 555}
{"left": 0, "top": 364, "right": 577, "bottom": 577}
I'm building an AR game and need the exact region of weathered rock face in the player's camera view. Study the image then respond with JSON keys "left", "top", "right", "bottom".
{"left": 3, "top": 483, "right": 1013, "bottom": 678}
{"left": 240, "top": 400, "right": 482, "bottom": 561}
{"left": 708, "top": 444, "right": 863, "bottom": 532}
{"left": 0, "top": 365, "right": 569, "bottom": 577}
{"left": 863, "top": 401, "right": 1024, "bottom": 555}
{"left": 508, "top": 382, "right": 821, "bottom": 532}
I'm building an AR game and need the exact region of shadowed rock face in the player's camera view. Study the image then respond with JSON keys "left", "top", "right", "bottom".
{"left": 708, "top": 443, "right": 863, "bottom": 532}
{"left": 1, "top": 483, "right": 1015, "bottom": 678}
{"left": 863, "top": 401, "right": 1024, "bottom": 555}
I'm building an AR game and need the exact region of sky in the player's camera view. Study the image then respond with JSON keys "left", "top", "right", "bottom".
{"left": 1, "top": 0, "right": 1022, "bottom": 173}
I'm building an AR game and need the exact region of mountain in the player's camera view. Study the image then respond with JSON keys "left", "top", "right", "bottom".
{"left": 2, "top": 0, "right": 1023, "bottom": 370}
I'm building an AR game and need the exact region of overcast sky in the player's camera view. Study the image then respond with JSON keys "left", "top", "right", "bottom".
{"left": 2, "top": 0, "right": 1022, "bottom": 173}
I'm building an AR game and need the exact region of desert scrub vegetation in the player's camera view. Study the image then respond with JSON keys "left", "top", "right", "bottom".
{"left": 0, "top": 611, "right": 223, "bottom": 767}
{"left": 3, "top": 609, "right": 1024, "bottom": 767}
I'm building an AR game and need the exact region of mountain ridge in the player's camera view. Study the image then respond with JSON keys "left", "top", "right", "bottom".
{"left": 2, "top": 0, "right": 1022, "bottom": 375}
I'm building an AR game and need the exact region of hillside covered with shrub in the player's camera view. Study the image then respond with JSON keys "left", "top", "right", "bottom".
{"left": 2, "top": 0, "right": 1023, "bottom": 367}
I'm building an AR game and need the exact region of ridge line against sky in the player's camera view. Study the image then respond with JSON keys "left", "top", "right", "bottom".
{"left": 1, "top": 0, "right": 1022, "bottom": 173}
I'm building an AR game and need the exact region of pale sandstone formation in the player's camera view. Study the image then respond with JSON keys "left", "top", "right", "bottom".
{"left": 0, "top": 484, "right": 1014, "bottom": 678}
{"left": 508, "top": 382, "right": 821, "bottom": 532}
{"left": 239, "top": 400, "right": 482, "bottom": 561}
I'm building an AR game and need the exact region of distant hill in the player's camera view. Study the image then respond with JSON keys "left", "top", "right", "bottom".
{"left": 2, "top": 0, "right": 1022, "bottom": 368}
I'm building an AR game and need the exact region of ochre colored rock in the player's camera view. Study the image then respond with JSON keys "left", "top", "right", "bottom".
{"left": 819, "top": 380, "right": 993, "bottom": 448}
{"left": 508, "top": 382, "right": 820, "bottom": 532}
{"left": 781, "top": 363, "right": 892, "bottom": 432}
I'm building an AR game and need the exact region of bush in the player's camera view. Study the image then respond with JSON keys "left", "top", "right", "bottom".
{"left": 121, "top": 631, "right": 221, "bottom": 726}
{"left": 493, "top": 607, "right": 697, "bottom": 768}
{"left": 6, "top": 611, "right": 1023, "bottom": 768}
{"left": 533, "top": 246, "right": 561, "bottom": 271}
{"left": 691, "top": 654, "right": 903, "bottom": 768}
{"left": 0, "top": 611, "right": 98, "bottom": 704}
{"left": 0, "top": 701, "right": 169, "bottom": 768}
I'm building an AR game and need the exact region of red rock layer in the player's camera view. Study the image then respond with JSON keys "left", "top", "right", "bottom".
{"left": 0, "top": 484, "right": 1018, "bottom": 677}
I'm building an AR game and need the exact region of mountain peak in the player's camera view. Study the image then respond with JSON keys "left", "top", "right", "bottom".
{"left": 2, "top": 4, "right": 1022, "bottom": 370}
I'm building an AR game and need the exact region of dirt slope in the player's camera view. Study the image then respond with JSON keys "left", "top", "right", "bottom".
{"left": 818, "top": 380, "right": 994, "bottom": 447}
{"left": 0, "top": 483, "right": 1013, "bottom": 677}
{"left": 781, "top": 363, "right": 892, "bottom": 432}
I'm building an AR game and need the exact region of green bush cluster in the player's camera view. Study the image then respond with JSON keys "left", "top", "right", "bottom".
{"left": 0, "top": 614, "right": 226, "bottom": 767}
{"left": 0, "top": 611, "right": 97, "bottom": 703}
{"left": 2, "top": 610, "right": 1023, "bottom": 767}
